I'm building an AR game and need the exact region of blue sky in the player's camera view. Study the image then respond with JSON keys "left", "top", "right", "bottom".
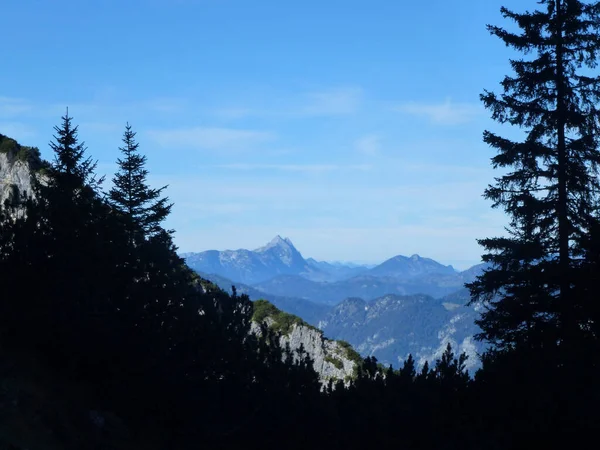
{"left": 1, "top": 0, "right": 527, "bottom": 269}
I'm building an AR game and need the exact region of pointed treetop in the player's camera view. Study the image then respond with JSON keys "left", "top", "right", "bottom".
{"left": 109, "top": 122, "right": 173, "bottom": 239}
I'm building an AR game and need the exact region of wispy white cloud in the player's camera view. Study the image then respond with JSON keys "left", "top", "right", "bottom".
{"left": 0, "top": 97, "right": 33, "bottom": 118}
{"left": 214, "top": 163, "right": 371, "bottom": 173}
{"left": 160, "top": 176, "right": 494, "bottom": 216}
{"left": 139, "top": 97, "right": 188, "bottom": 114}
{"left": 146, "top": 127, "right": 276, "bottom": 151}
{"left": 394, "top": 99, "right": 482, "bottom": 125}
{"left": 300, "top": 87, "right": 362, "bottom": 116}
{"left": 0, "top": 94, "right": 192, "bottom": 124}
{"left": 177, "top": 202, "right": 257, "bottom": 215}
{"left": 51, "top": 97, "right": 188, "bottom": 119}
{"left": 355, "top": 134, "right": 381, "bottom": 156}
{"left": 215, "top": 107, "right": 256, "bottom": 120}
{"left": 215, "top": 86, "right": 363, "bottom": 119}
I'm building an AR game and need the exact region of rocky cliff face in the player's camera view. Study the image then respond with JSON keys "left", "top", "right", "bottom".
{"left": 0, "top": 150, "right": 34, "bottom": 207}
{"left": 0, "top": 134, "right": 45, "bottom": 211}
{"left": 250, "top": 301, "right": 360, "bottom": 384}
{"left": 282, "top": 323, "right": 358, "bottom": 382}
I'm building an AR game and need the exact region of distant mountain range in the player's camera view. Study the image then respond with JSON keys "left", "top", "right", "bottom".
{"left": 183, "top": 236, "right": 484, "bottom": 305}
{"left": 183, "top": 236, "right": 489, "bottom": 370}
{"left": 184, "top": 235, "right": 477, "bottom": 282}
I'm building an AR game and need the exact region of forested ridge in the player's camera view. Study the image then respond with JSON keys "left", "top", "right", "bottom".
{"left": 2, "top": 1, "right": 600, "bottom": 448}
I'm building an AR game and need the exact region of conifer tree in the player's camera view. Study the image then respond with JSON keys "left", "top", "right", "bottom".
{"left": 434, "top": 343, "right": 469, "bottom": 386}
{"left": 49, "top": 111, "right": 102, "bottom": 197}
{"left": 399, "top": 354, "right": 416, "bottom": 381}
{"left": 468, "top": 0, "right": 600, "bottom": 352}
{"left": 0, "top": 112, "right": 130, "bottom": 376}
{"left": 109, "top": 123, "right": 173, "bottom": 240}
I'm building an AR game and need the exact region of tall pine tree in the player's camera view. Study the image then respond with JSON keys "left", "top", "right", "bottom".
{"left": 109, "top": 123, "right": 172, "bottom": 240}
{"left": 0, "top": 112, "right": 131, "bottom": 375}
{"left": 468, "top": 0, "right": 600, "bottom": 353}
{"left": 49, "top": 111, "right": 102, "bottom": 196}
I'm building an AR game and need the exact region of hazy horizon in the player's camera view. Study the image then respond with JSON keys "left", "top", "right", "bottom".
{"left": 180, "top": 234, "right": 482, "bottom": 271}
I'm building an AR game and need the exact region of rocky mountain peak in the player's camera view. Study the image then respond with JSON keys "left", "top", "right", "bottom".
{"left": 255, "top": 235, "right": 296, "bottom": 252}
{"left": 184, "top": 235, "right": 312, "bottom": 284}
{"left": 253, "top": 235, "right": 304, "bottom": 268}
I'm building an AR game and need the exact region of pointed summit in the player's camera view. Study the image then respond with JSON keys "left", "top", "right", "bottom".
{"left": 255, "top": 235, "right": 297, "bottom": 252}
{"left": 183, "top": 235, "right": 310, "bottom": 284}
{"left": 253, "top": 235, "right": 305, "bottom": 267}
{"left": 271, "top": 234, "right": 287, "bottom": 245}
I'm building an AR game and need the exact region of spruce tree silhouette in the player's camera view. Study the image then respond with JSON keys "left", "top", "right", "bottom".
{"left": 109, "top": 123, "right": 173, "bottom": 241}
{"left": 465, "top": 2, "right": 600, "bottom": 445}
{"left": 467, "top": 0, "right": 600, "bottom": 355}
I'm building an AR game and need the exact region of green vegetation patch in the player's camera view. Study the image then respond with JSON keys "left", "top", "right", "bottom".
{"left": 252, "top": 299, "right": 321, "bottom": 335}
{"left": 325, "top": 355, "right": 344, "bottom": 370}
{"left": 0, "top": 134, "right": 49, "bottom": 172}
{"left": 336, "top": 340, "right": 363, "bottom": 366}
{"left": 0, "top": 135, "right": 19, "bottom": 154}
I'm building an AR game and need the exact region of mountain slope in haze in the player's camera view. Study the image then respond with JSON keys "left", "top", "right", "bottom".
{"left": 196, "top": 271, "right": 330, "bottom": 326}
{"left": 305, "top": 258, "right": 369, "bottom": 281}
{"left": 318, "top": 289, "right": 484, "bottom": 371}
{"left": 252, "top": 272, "right": 469, "bottom": 306}
{"left": 367, "top": 254, "right": 456, "bottom": 279}
{"left": 251, "top": 260, "right": 487, "bottom": 306}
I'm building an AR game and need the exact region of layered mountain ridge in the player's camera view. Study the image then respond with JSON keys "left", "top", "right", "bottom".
{"left": 184, "top": 236, "right": 484, "bottom": 305}
{"left": 184, "top": 237, "right": 487, "bottom": 370}
{"left": 183, "top": 235, "right": 477, "bottom": 287}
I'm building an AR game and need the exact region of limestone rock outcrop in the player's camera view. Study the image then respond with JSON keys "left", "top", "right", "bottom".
{"left": 250, "top": 301, "right": 361, "bottom": 384}
{"left": 0, "top": 134, "right": 46, "bottom": 212}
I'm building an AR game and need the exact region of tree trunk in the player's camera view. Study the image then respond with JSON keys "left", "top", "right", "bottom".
{"left": 555, "top": 0, "right": 572, "bottom": 340}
